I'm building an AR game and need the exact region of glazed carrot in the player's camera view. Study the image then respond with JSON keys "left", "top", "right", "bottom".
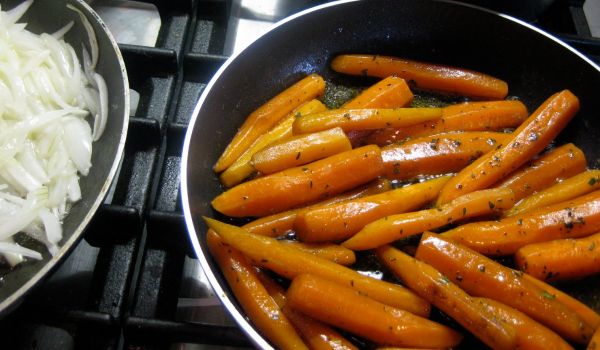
{"left": 494, "top": 143, "right": 587, "bottom": 201}
{"left": 212, "top": 145, "right": 384, "bottom": 217}
{"left": 204, "top": 218, "right": 431, "bottom": 316}
{"left": 206, "top": 230, "right": 308, "bottom": 350}
{"left": 589, "top": 326, "right": 600, "bottom": 350}
{"left": 214, "top": 74, "right": 325, "bottom": 173}
{"left": 376, "top": 245, "right": 517, "bottom": 350}
{"left": 331, "top": 54, "right": 508, "bottom": 99}
{"left": 442, "top": 190, "right": 600, "bottom": 256}
{"left": 476, "top": 297, "right": 574, "bottom": 350}
{"left": 251, "top": 127, "right": 352, "bottom": 175}
{"left": 515, "top": 232, "right": 600, "bottom": 282}
{"left": 286, "top": 274, "right": 463, "bottom": 348}
{"left": 220, "top": 99, "right": 328, "bottom": 187}
{"left": 344, "top": 187, "right": 514, "bottom": 250}
{"left": 342, "top": 76, "right": 413, "bottom": 108}
{"left": 280, "top": 240, "right": 356, "bottom": 266}
{"left": 368, "top": 100, "right": 528, "bottom": 145}
{"left": 382, "top": 132, "right": 511, "bottom": 180}
{"left": 436, "top": 90, "right": 580, "bottom": 205}
{"left": 292, "top": 108, "right": 441, "bottom": 135}
{"left": 416, "top": 232, "right": 595, "bottom": 344}
{"left": 295, "top": 176, "right": 450, "bottom": 243}
{"left": 506, "top": 170, "right": 600, "bottom": 217}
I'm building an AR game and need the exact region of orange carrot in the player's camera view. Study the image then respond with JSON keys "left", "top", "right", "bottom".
{"left": 376, "top": 245, "right": 517, "bottom": 350}
{"left": 416, "top": 232, "right": 595, "bottom": 344}
{"left": 442, "top": 190, "right": 600, "bottom": 256}
{"left": 343, "top": 76, "right": 413, "bottom": 108}
{"left": 344, "top": 187, "right": 515, "bottom": 251}
{"left": 214, "top": 74, "right": 325, "bottom": 172}
{"left": 436, "top": 90, "right": 580, "bottom": 205}
{"left": 295, "top": 176, "right": 450, "bottom": 243}
{"left": 588, "top": 326, "right": 600, "bottom": 350}
{"left": 286, "top": 274, "right": 463, "bottom": 348}
{"left": 280, "top": 241, "right": 356, "bottom": 266}
{"left": 212, "top": 145, "right": 384, "bottom": 217}
{"left": 331, "top": 54, "right": 508, "bottom": 99}
{"left": 382, "top": 132, "right": 511, "bottom": 181}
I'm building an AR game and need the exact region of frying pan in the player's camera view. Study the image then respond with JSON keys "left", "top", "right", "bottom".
{"left": 182, "top": 0, "right": 600, "bottom": 348}
{"left": 0, "top": 0, "right": 128, "bottom": 315}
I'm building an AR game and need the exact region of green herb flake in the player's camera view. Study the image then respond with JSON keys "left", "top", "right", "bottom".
{"left": 590, "top": 177, "right": 598, "bottom": 186}
{"left": 541, "top": 290, "right": 556, "bottom": 300}
{"left": 488, "top": 201, "right": 495, "bottom": 209}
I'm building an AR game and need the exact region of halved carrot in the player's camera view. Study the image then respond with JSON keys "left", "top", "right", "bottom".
{"left": 506, "top": 170, "right": 600, "bottom": 217}
{"left": 344, "top": 187, "right": 514, "bottom": 250}
{"left": 204, "top": 217, "right": 431, "bottom": 316}
{"left": 295, "top": 176, "right": 450, "bottom": 243}
{"left": 286, "top": 274, "right": 463, "bottom": 348}
{"left": 251, "top": 127, "right": 352, "bottom": 175}
{"left": 436, "top": 90, "right": 580, "bottom": 205}
{"left": 206, "top": 230, "right": 308, "bottom": 349}
{"left": 368, "top": 100, "right": 528, "bottom": 146}
{"left": 382, "top": 131, "right": 511, "bottom": 181}
{"left": 342, "top": 76, "right": 413, "bottom": 109}
{"left": 292, "top": 108, "right": 442, "bottom": 135}
{"left": 280, "top": 240, "right": 356, "bottom": 266}
{"left": 215, "top": 74, "right": 326, "bottom": 173}
{"left": 442, "top": 190, "right": 600, "bottom": 256}
{"left": 331, "top": 54, "right": 508, "bottom": 99}
{"left": 212, "top": 145, "right": 384, "bottom": 217}
{"left": 220, "top": 99, "right": 328, "bottom": 187}
{"left": 376, "top": 245, "right": 517, "bottom": 350}
{"left": 416, "top": 232, "right": 595, "bottom": 344}
{"left": 494, "top": 143, "right": 587, "bottom": 201}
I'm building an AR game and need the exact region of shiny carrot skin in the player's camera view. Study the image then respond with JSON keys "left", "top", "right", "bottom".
{"left": 206, "top": 230, "right": 308, "bottom": 350}
{"left": 436, "top": 90, "right": 580, "bottom": 205}
{"left": 368, "top": 100, "right": 528, "bottom": 146}
{"left": 280, "top": 241, "right": 356, "bottom": 266}
{"left": 295, "top": 176, "right": 450, "bottom": 243}
{"left": 343, "top": 76, "right": 413, "bottom": 109}
{"left": 344, "top": 187, "right": 515, "bottom": 251}
{"left": 212, "top": 145, "right": 384, "bottom": 217}
{"left": 442, "top": 190, "right": 600, "bottom": 256}
{"left": 494, "top": 143, "right": 587, "bottom": 201}
{"left": 382, "top": 132, "right": 511, "bottom": 181}
{"left": 416, "top": 232, "right": 595, "bottom": 344}
{"left": 204, "top": 218, "right": 431, "bottom": 316}
{"left": 331, "top": 54, "right": 508, "bottom": 99}
{"left": 376, "top": 245, "right": 517, "bottom": 350}
{"left": 286, "top": 274, "right": 463, "bottom": 348}
{"left": 215, "top": 74, "right": 326, "bottom": 172}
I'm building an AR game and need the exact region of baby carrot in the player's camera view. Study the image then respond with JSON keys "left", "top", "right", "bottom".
{"left": 590, "top": 327, "right": 600, "bottom": 350}
{"left": 344, "top": 187, "right": 514, "bottom": 250}
{"left": 204, "top": 218, "right": 431, "bottom": 316}
{"left": 376, "top": 245, "right": 517, "bottom": 350}
{"left": 416, "top": 232, "right": 595, "bottom": 344}
{"left": 436, "top": 90, "right": 580, "bottom": 205}
{"left": 286, "top": 274, "right": 463, "bottom": 348}
{"left": 295, "top": 176, "right": 450, "bottom": 243}
{"left": 343, "top": 76, "right": 413, "bottom": 109}
{"left": 215, "top": 74, "right": 325, "bottom": 172}
{"left": 331, "top": 54, "right": 508, "bottom": 99}
{"left": 212, "top": 145, "right": 384, "bottom": 217}
{"left": 280, "top": 241, "right": 356, "bottom": 266}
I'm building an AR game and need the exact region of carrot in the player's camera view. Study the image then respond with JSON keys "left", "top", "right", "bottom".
{"left": 442, "top": 190, "right": 600, "bottom": 256}
{"left": 204, "top": 217, "right": 431, "bottom": 316}
{"left": 416, "top": 232, "right": 595, "bottom": 344}
{"left": 494, "top": 143, "right": 587, "bottom": 201}
{"left": 344, "top": 187, "right": 514, "bottom": 250}
{"left": 515, "top": 232, "right": 600, "bottom": 282}
{"left": 206, "top": 230, "right": 308, "bottom": 350}
{"left": 331, "top": 54, "right": 508, "bottom": 99}
{"left": 214, "top": 74, "right": 326, "bottom": 173}
{"left": 295, "top": 176, "right": 450, "bottom": 243}
{"left": 506, "top": 170, "right": 600, "bottom": 217}
{"left": 292, "top": 108, "right": 442, "bottom": 135}
{"left": 220, "top": 99, "right": 328, "bottom": 187}
{"left": 436, "top": 90, "right": 580, "bottom": 205}
{"left": 376, "top": 245, "right": 517, "bottom": 350}
{"left": 368, "top": 100, "right": 528, "bottom": 146}
{"left": 342, "top": 76, "right": 413, "bottom": 109}
{"left": 212, "top": 145, "right": 384, "bottom": 217}
{"left": 286, "top": 274, "right": 463, "bottom": 348}
{"left": 382, "top": 132, "right": 511, "bottom": 181}
{"left": 280, "top": 240, "right": 356, "bottom": 266}
{"left": 476, "top": 297, "right": 574, "bottom": 350}
{"left": 589, "top": 327, "right": 600, "bottom": 350}
{"left": 251, "top": 127, "right": 352, "bottom": 175}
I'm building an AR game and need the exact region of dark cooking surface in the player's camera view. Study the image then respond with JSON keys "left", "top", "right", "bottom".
{"left": 1, "top": 0, "right": 599, "bottom": 349}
